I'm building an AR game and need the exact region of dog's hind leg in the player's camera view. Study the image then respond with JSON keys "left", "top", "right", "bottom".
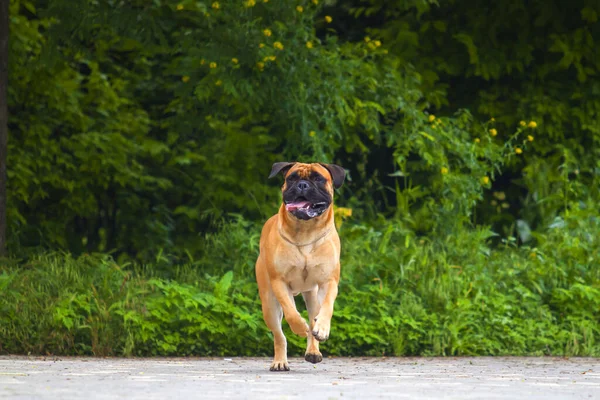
{"left": 257, "top": 256, "right": 289, "bottom": 371}
{"left": 302, "top": 288, "right": 323, "bottom": 364}
{"left": 260, "top": 286, "right": 289, "bottom": 371}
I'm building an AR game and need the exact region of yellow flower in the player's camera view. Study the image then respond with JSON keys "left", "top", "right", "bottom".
{"left": 263, "top": 28, "right": 272, "bottom": 37}
{"left": 309, "top": 130, "right": 316, "bottom": 137}
{"left": 367, "top": 42, "right": 376, "bottom": 50}
{"left": 482, "top": 176, "right": 490, "bottom": 185}
{"left": 263, "top": 0, "right": 268, "bottom": 2}
{"left": 475, "top": 138, "right": 480, "bottom": 143}
{"left": 259, "top": 43, "right": 265, "bottom": 48}
{"left": 306, "top": 41, "right": 313, "bottom": 49}
{"left": 364, "top": 36, "right": 371, "bottom": 43}
{"left": 263, "top": 55, "right": 276, "bottom": 62}
{"left": 274, "top": 41, "right": 284, "bottom": 50}
{"left": 209, "top": 62, "right": 217, "bottom": 69}
{"left": 231, "top": 58, "right": 239, "bottom": 64}
{"left": 490, "top": 117, "right": 495, "bottom": 122}
{"left": 489, "top": 128, "right": 497, "bottom": 137}
{"left": 374, "top": 40, "right": 381, "bottom": 47}
{"left": 181, "top": 75, "right": 190, "bottom": 83}
{"left": 493, "top": 191, "right": 506, "bottom": 201}
{"left": 245, "top": 0, "right": 256, "bottom": 7}
{"left": 519, "top": 120, "right": 526, "bottom": 127}
{"left": 515, "top": 147, "right": 523, "bottom": 154}
{"left": 200, "top": 59, "right": 205, "bottom": 65}
{"left": 325, "top": 15, "right": 332, "bottom": 23}
{"left": 257, "top": 62, "right": 265, "bottom": 71}
{"left": 527, "top": 135, "right": 534, "bottom": 142}
{"left": 528, "top": 121, "right": 537, "bottom": 128}
{"left": 428, "top": 115, "right": 435, "bottom": 122}
{"left": 312, "top": 0, "right": 318, "bottom": 4}
{"left": 440, "top": 167, "right": 449, "bottom": 175}
{"left": 212, "top": 2, "right": 220, "bottom": 9}
{"left": 337, "top": 207, "right": 352, "bottom": 217}
{"left": 530, "top": 252, "right": 537, "bottom": 259}
{"left": 176, "top": 4, "right": 184, "bottom": 10}
{"left": 334, "top": 206, "right": 353, "bottom": 229}
{"left": 296, "top": 5, "right": 303, "bottom": 12}
{"left": 501, "top": 202, "right": 510, "bottom": 209}
{"left": 215, "top": 80, "right": 222, "bottom": 86}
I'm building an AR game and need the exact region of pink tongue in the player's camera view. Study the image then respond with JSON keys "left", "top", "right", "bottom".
{"left": 285, "top": 201, "right": 311, "bottom": 211}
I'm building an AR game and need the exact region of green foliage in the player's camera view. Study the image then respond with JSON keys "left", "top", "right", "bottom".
{"left": 3, "top": 0, "right": 599, "bottom": 357}
{"left": 2, "top": 201, "right": 599, "bottom": 356}
{"left": 0, "top": 253, "right": 144, "bottom": 355}
{"left": 9, "top": 0, "right": 587, "bottom": 258}
{"left": 0, "top": 252, "right": 270, "bottom": 356}
{"left": 8, "top": 0, "right": 170, "bottom": 256}
{"left": 7, "top": 0, "right": 422, "bottom": 258}
{"left": 126, "top": 276, "right": 268, "bottom": 356}
{"left": 348, "top": 0, "right": 600, "bottom": 234}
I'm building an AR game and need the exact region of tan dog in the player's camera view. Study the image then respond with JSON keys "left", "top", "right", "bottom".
{"left": 255, "top": 162, "right": 346, "bottom": 371}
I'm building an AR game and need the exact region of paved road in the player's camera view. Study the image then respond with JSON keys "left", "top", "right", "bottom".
{"left": 1, "top": 356, "right": 599, "bottom": 399}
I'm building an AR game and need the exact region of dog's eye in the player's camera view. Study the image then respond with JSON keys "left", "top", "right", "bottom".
{"left": 286, "top": 172, "right": 299, "bottom": 181}
{"left": 314, "top": 175, "right": 325, "bottom": 183}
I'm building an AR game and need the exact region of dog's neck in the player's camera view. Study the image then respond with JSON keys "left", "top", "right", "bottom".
{"left": 278, "top": 204, "right": 335, "bottom": 247}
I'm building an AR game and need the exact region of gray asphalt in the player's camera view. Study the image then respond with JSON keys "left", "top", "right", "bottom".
{"left": 1, "top": 356, "right": 599, "bottom": 399}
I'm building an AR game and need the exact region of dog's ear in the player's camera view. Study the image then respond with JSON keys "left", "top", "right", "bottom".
{"left": 319, "top": 163, "right": 346, "bottom": 189}
{"left": 268, "top": 162, "right": 296, "bottom": 179}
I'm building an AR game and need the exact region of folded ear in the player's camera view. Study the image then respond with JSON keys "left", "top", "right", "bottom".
{"left": 268, "top": 162, "right": 296, "bottom": 179}
{"left": 319, "top": 163, "right": 346, "bottom": 189}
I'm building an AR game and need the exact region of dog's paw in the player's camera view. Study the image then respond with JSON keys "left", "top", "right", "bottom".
{"left": 312, "top": 315, "right": 331, "bottom": 342}
{"left": 304, "top": 351, "right": 323, "bottom": 364}
{"left": 287, "top": 315, "right": 309, "bottom": 337}
{"left": 270, "top": 360, "right": 290, "bottom": 372}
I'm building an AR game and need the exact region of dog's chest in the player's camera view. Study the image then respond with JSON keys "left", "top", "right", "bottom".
{"left": 275, "top": 243, "right": 337, "bottom": 293}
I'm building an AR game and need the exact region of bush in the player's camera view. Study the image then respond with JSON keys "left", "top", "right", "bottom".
{"left": 2, "top": 202, "right": 599, "bottom": 356}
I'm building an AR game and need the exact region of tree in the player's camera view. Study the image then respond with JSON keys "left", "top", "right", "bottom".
{"left": 341, "top": 0, "right": 600, "bottom": 238}
{"left": 0, "top": 0, "right": 8, "bottom": 256}
{"left": 4, "top": 0, "right": 546, "bottom": 258}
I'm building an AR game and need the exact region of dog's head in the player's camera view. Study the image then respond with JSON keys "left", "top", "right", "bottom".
{"left": 269, "top": 162, "right": 346, "bottom": 220}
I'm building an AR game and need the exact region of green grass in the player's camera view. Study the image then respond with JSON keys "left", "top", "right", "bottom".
{"left": 1, "top": 202, "right": 599, "bottom": 357}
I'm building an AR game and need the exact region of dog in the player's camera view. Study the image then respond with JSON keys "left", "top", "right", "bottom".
{"left": 255, "top": 161, "right": 346, "bottom": 371}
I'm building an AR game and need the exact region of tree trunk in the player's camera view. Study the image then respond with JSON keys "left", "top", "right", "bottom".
{"left": 0, "top": 0, "right": 8, "bottom": 256}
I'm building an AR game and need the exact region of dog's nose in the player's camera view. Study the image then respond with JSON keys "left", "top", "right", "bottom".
{"left": 297, "top": 180, "right": 310, "bottom": 191}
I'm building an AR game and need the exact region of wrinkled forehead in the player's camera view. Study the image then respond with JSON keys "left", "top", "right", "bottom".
{"left": 287, "top": 163, "right": 331, "bottom": 181}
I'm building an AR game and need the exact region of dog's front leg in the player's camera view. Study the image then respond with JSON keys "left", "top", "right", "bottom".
{"left": 303, "top": 289, "right": 323, "bottom": 364}
{"left": 312, "top": 277, "right": 339, "bottom": 342}
{"left": 270, "top": 279, "right": 309, "bottom": 337}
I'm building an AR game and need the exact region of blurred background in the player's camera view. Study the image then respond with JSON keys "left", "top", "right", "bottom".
{"left": 0, "top": 0, "right": 599, "bottom": 358}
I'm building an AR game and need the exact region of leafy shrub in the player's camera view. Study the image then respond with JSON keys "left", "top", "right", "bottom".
{"left": 2, "top": 203, "right": 599, "bottom": 356}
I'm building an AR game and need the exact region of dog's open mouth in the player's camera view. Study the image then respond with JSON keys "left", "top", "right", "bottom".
{"left": 285, "top": 198, "right": 329, "bottom": 219}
